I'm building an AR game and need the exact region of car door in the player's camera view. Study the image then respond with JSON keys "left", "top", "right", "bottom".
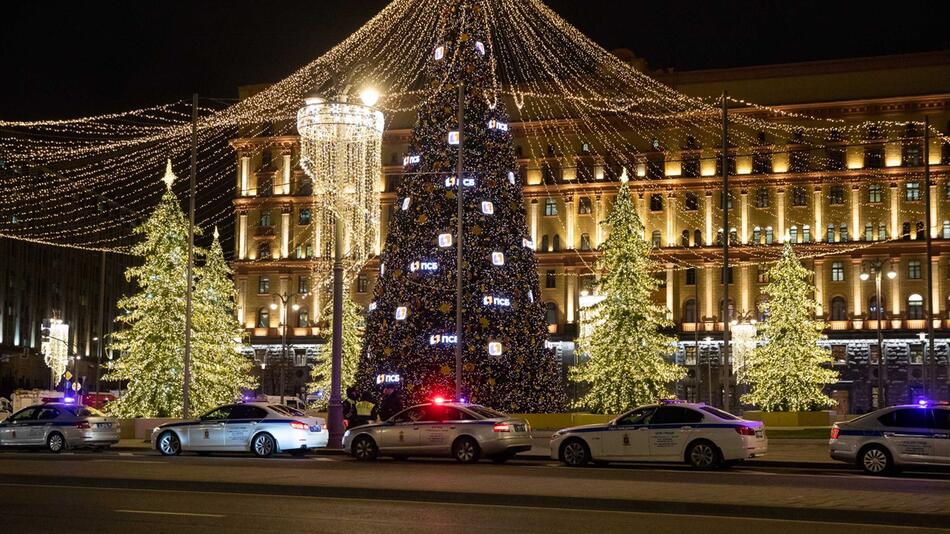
{"left": 375, "top": 406, "right": 423, "bottom": 452}
{"left": 417, "top": 405, "right": 464, "bottom": 455}
{"left": 880, "top": 408, "right": 938, "bottom": 464}
{"left": 929, "top": 408, "right": 950, "bottom": 465}
{"left": 33, "top": 406, "right": 62, "bottom": 444}
{"left": 226, "top": 405, "right": 267, "bottom": 451}
{"left": 647, "top": 407, "right": 701, "bottom": 461}
{"left": 0, "top": 407, "right": 38, "bottom": 446}
{"left": 189, "top": 405, "right": 232, "bottom": 450}
{"left": 601, "top": 406, "right": 655, "bottom": 459}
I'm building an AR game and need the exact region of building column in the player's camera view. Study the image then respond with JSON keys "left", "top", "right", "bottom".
{"left": 930, "top": 180, "right": 939, "bottom": 238}
{"left": 312, "top": 286, "right": 322, "bottom": 325}
{"left": 704, "top": 266, "right": 715, "bottom": 320}
{"left": 852, "top": 259, "right": 864, "bottom": 318}
{"left": 666, "top": 264, "right": 674, "bottom": 320}
{"left": 814, "top": 186, "right": 824, "bottom": 242}
{"left": 314, "top": 211, "right": 323, "bottom": 258}
{"left": 666, "top": 191, "right": 675, "bottom": 247}
{"left": 740, "top": 190, "right": 749, "bottom": 244}
{"left": 280, "top": 209, "right": 291, "bottom": 259}
{"left": 530, "top": 199, "right": 539, "bottom": 250}
{"left": 776, "top": 188, "right": 786, "bottom": 243}
{"left": 594, "top": 195, "right": 604, "bottom": 247}
{"left": 890, "top": 182, "right": 900, "bottom": 239}
{"left": 739, "top": 265, "right": 750, "bottom": 314}
{"left": 704, "top": 191, "right": 713, "bottom": 246}
{"left": 565, "top": 195, "right": 576, "bottom": 249}
{"left": 237, "top": 276, "right": 247, "bottom": 326}
{"left": 240, "top": 154, "right": 250, "bottom": 196}
{"left": 932, "top": 256, "right": 942, "bottom": 323}
{"left": 637, "top": 193, "right": 646, "bottom": 226}
{"left": 851, "top": 184, "right": 861, "bottom": 241}
{"left": 890, "top": 256, "right": 901, "bottom": 316}
{"left": 814, "top": 260, "right": 825, "bottom": 317}
{"left": 238, "top": 213, "right": 248, "bottom": 260}
{"left": 281, "top": 151, "right": 292, "bottom": 195}
{"left": 566, "top": 269, "right": 577, "bottom": 324}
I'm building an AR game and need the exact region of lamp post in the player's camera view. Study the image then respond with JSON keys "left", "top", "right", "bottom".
{"left": 704, "top": 336, "right": 713, "bottom": 405}
{"left": 271, "top": 292, "right": 305, "bottom": 405}
{"left": 860, "top": 260, "right": 897, "bottom": 408}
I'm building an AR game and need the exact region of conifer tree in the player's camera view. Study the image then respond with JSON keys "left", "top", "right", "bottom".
{"left": 309, "top": 288, "right": 364, "bottom": 409}
{"left": 738, "top": 242, "right": 837, "bottom": 412}
{"left": 570, "top": 179, "right": 683, "bottom": 413}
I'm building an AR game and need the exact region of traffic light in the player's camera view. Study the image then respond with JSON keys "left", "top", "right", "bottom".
{"left": 41, "top": 319, "right": 51, "bottom": 343}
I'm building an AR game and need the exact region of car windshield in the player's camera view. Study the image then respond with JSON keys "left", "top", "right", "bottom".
{"left": 269, "top": 405, "right": 305, "bottom": 417}
{"left": 465, "top": 405, "right": 506, "bottom": 419}
{"left": 699, "top": 406, "right": 739, "bottom": 420}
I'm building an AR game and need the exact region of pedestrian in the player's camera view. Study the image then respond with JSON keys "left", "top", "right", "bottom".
{"left": 342, "top": 387, "right": 358, "bottom": 429}
{"left": 377, "top": 385, "right": 403, "bottom": 421}
{"left": 353, "top": 391, "right": 376, "bottom": 428}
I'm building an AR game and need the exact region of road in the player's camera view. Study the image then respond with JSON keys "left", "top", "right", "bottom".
{"left": 0, "top": 449, "right": 947, "bottom": 533}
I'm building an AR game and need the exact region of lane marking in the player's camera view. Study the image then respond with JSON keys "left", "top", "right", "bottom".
{"left": 118, "top": 453, "right": 134, "bottom": 457}
{"left": 91, "top": 459, "right": 164, "bottom": 464}
{"left": 116, "top": 509, "right": 224, "bottom": 518}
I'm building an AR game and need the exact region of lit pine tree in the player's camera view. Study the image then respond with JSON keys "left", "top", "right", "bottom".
{"left": 738, "top": 242, "right": 838, "bottom": 411}
{"left": 190, "top": 227, "right": 257, "bottom": 413}
{"left": 358, "top": 0, "right": 564, "bottom": 411}
{"left": 309, "top": 288, "right": 364, "bottom": 409}
{"left": 570, "top": 178, "right": 683, "bottom": 413}
{"left": 105, "top": 161, "right": 194, "bottom": 418}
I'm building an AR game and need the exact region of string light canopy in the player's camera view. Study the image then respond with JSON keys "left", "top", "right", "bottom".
{"left": 0, "top": 0, "right": 945, "bottom": 260}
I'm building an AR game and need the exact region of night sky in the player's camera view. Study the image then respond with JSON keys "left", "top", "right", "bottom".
{"left": 2, "top": 1, "right": 947, "bottom": 120}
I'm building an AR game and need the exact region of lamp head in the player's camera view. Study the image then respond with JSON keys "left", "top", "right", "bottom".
{"left": 859, "top": 272, "right": 870, "bottom": 281}
{"left": 887, "top": 270, "right": 897, "bottom": 280}
{"left": 359, "top": 87, "right": 380, "bottom": 107}
{"left": 291, "top": 303, "right": 300, "bottom": 312}
{"left": 269, "top": 303, "right": 278, "bottom": 310}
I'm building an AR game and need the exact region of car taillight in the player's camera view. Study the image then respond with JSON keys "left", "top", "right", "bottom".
{"left": 734, "top": 426, "right": 756, "bottom": 436}
{"left": 76, "top": 422, "right": 90, "bottom": 430}
{"left": 830, "top": 426, "right": 840, "bottom": 439}
{"left": 289, "top": 421, "right": 309, "bottom": 430}
{"left": 493, "top": 423, "right": 511, "bottom": 432}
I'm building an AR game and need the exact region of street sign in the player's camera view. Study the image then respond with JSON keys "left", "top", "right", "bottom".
{"left": 63, "top": 371, "right": 73, "bottom": 381}
{"left": 72, "top": 382, "right": 81, "bottom": 391}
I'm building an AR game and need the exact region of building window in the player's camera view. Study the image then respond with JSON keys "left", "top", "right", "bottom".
{"left": 683, "top": 299, "right": 698, "bottom": 323}
{"left": 868, "top": 184, "right": 883, "bottom": 203}
{"left": 298, "top": 209, "right": 312, "bottom": 225}
{"left": 826, "top": 224, "right": 836, "bottom": 243}
{"left": 944, "top": 221, "right": 950, "bottom": 240}
{"left": 540, "top": 235, "right": 549, "bottom": 252}
{"left": 878, "top": 224, "right": 887, "bottom": 241}
{"left": 685, "top": 346, "right": 697, "bottom": 365}
{"left": 685, "top": 191, "right": 699, "bottom": 211}
{"left": 902, "top": 222, "right": 912, "bottom": 240}
{"left": 297, "top": 310, "right": 309, "bottom": 328}
{"left": 681, "top": 230, "right": 690, "bottom": 247}
{"left": 828, "top": 186, "right": 845, "bottom": 205}
{"left": 258, "top": 242, "right": 272, "bottom": 259}
{"left": 685, "top": 268, "right": 696, "bottom": 286}
{"left": 864, "top": 224, "right": 874, "bottom": 242}
{"left": 831, "top": 262, "right": 845, "bottom": 282}
{"left": 789, "top": 226, "right": 798, "bottom": 243}
{"left": 545, "top": 270, "right": 556, "bottom": 288}
{"left": 357, "top": 274, "right": 369, "bottom": 293}
{"left": 755, "top": 297, "right": 769, "bottom": 322}
{"left": 580, "top": 233, "right": 592, "bottom": 251}
{"left": 908, "top": 260, "right": 922, "bottom": 280}
{"left": 552, "top": 234, "right": 561, "bottom": 252}
{"left": 757, "top": 266, "right": 770, "bottom": 284}
{"left": 298, "top": 276, "right": 309, "bottom": 295}
{"left": 256, "top": 308, "right": 270, "bottom": 328}
{"left": 544, "top": 198, "right": 557, "bottom": 216}
{"left": 545, "top": 302, "right": 558, "bottom": 325}
{"left": 791, "top": 186, "right": 807, "bottom": 207}
{"left": 907, "top": 294, "right": 924, "bottom": 319}
{"left": 765, "top": 227, "right": 774, "bottom": 244}
{"left": 832, "top": 345, "right": 848, "bottom": 365}
{"left": 802, "top": 225, "right": 811, "bottom": 243}
{"left": 909, "top": 347, "right": 924, "bottom": 365}
{"left": 905, "top": 182, "right": 921, "bottom": 201}
{"left": 719, "top": 191, "right": 733, "bottom": 210}
{"left": 840, "top": 224, "right": 849, "bottom": 242}
{"left": 650, "top": 194, "right": 664, "bottom": 212}
{"left": 651, "top": 231, "right": 662, "bottom": 248}
{"left": 752, "top": 227, "right": 761, "bottom": 244}
{"left": 755, "top": 188, "right": 770, "bottom": 208}
{"left": 830, "top": 297, "right": 848, "bottom": 321}
{"left": 258, "top": 276, "right": 270, "bottom": 295}
{"left": 259, "top": 211, "right": 272, "bottom": 227}
{"left": 719, "top": 299, "right": 735, "bottom": 322}
{"left": 694, "top": 229, "right": 702, "bottom": 247}
{"left": 869, "top": 295, "right": 886, "bottom": 318}
{"left": 578, "top": 197, "right": 592, "bottom": 215}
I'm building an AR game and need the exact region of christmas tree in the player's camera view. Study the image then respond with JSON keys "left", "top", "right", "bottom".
{"left": 105, "top": 161, "right": 195, "bottom": 417}
{"left": 190, "top": 227, "right": 257, "bottom": 413}
{"left": 738, "top": 242, "right": 837, "bottom": 412}
{"left": 309, "top": 288, "right": 364, "bottom": 409}
{"left": 570, "top": 178, "right": 683, "bottom": 414}
{"left": 358, "top": 0, "right": 563, "bottom": 412}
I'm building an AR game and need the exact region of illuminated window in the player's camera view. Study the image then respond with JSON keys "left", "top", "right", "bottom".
{"left": 905, "top": 182, "right": 921, "bottom": 201}
{"left": 578, "top": 197, "right": 592, "bottom": 214}
{"left": 907, "top": 294, "right": 924, "bottom": 319}
{"left": 831, "top": 262, "right": 845, "bottom": 282}
{"left": 259, "top": 211, "right": 272, "bottom": 227}
{"left": 765, "top": 227, "right": 774, "bottom": 244}
{"left": 256, "top": 308, "right": 270, "bottom": 328}
{"left": 296, "top": 310, "right": 309, "bottom": 328}
{"left": 755, "top": 188, "right": 769, "bottom": 208}
{"left": 298, "top": 276, "right": 309, "bottom": 295}
{"left": 544, "top": 198, "right": 557, "bottom": 216}
{"left": 826, "top": 224, "right": 836, "bottom": 243}
{"left": 298, "top": 209, "right": 312, "bottom": 225}
{"left": 865, "top": 224, "right": 874, "bottom": 242}
{"left": 868, "top": 184, "right": 883, "bottom": 203}
{"left": 652, "top": 231, "right": 662, "bottom": 248}
{"left": 908, "top": 260, "right": 922, "bottom": 280}
{"left": 258, "top": 276, "right": 270, "bottom": 294}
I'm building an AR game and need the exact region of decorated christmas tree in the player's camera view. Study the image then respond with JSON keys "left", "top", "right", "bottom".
{"left": 190, "top": 227, "right": 257, "bottom": 413}
{"left": 358, "top": 0, "right": 563, "bottom": 412}
{"left": 309, "top": 288, "right": 364, "bottom": 409}
{"left": 570, "top": 179, "right": 683, "bottom": 414}
{"left": 105, "top": 161, "right": 195, "bottom": 417}
{"left": 738, "top": 242, "right": 837, "bottom": 412}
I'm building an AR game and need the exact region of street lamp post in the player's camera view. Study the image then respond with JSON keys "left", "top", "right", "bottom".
{"left": 861, "top": 261, "right": 896, "bottom": 408}
{"left": 271, "top": 292, "right": 304, "bottom": 405}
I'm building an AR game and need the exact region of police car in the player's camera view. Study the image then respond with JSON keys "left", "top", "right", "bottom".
{"left": 829, "top": 401, "right": 950, "bottom": 475}
{"left": 550, "top": 401, "right": 767, "bottom": 468}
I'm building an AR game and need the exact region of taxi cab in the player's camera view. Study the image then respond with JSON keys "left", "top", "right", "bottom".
{"left": 829, "top": 401, "right": 950, "bottom": 475}
{"left": 550, "top": 400, "right": 767, "bottom": 468}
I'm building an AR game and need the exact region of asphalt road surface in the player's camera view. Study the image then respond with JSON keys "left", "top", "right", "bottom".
{"left": 1, "top": 449, "right": 947, "bottom": 533}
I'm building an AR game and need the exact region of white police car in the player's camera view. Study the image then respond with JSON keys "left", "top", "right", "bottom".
{"left": 550, "top": 401, "right": 767, "bottom": 468}
{"left": 829, "top": 401, "right": 950, "bottom": 475}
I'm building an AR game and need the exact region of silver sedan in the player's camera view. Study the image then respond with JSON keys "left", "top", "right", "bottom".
{"left": 0, "top": 403, "right": 120, "bottom": 452}
{"left": 151, "top": 402, "right": 328, "bottom": 458}
{"left": 343, "top": 401, "right": 533, "bottom": 463}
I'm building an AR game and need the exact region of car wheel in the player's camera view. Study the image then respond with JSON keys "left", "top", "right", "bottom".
{"left": 252, "top": 433, "right": 277, "bottom": 458}
{"left": 352, "top": 435, "right": 378, "bottom": 461}
{"left": 46, "top": 432, "right": 66, "bottom": 453}
{"left": 157, "top": 431, "right": 182, "bottom": 456}
{"left": 686, "top": 440, "right": 721, "bottom": 469}
{"left": 859, "top": 445, "right": 893, "bottom": 475}
{"left": 560, "top": 438, "right": 590, "bottom": 467}
{"left": 452, "top": 436, "right": 480, "bottom": 463}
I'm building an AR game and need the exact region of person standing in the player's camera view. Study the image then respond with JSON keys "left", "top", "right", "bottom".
{"left": 342, "top": 387, "right": 358, "bottom": 429}
{"left": 353, "top": 391, "right": 376, "bottom": 428}
{"left": 377, "top": 385, "right": 403, "bottom": 422}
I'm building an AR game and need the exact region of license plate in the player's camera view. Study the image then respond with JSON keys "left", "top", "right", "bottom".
{"left": 513, "top": 424, "right": 526, "bottom": 432}
{"left": 96, "top": 423, "right": 112, "bottom": 429}
{"left": 310, "top": 425, "right": 320, "bottom": 432}
{"left": 755, "top": 430, "right": 764, "bottom": 438}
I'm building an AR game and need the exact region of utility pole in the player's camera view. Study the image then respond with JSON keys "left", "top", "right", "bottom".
{"left": 721, "top": 92, "right": 732, "bottom": 411}
{"left": 94, "top": 249, "right": 106, "bottom": 397}
{"left": 923, "top": 116, "right": 936, "bottom": 398}
{"left": 455, "top": 83, "right": 465, "bottom": 401}
{"left": 328, "top": 118, "right": 347, "bottom": 448}
{"left": 183, "top": 93, "right": 198, "bottom": 418}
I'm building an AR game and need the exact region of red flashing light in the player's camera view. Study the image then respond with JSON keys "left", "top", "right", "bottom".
{"left": 830, "top": 426, "right": 840, "bottom": 440}
{"left": 433, "top": 396, "right": 446, "bottom": 405}
{"left": 493, "top": 423, "right": 511, "bottom": 433}
{"left": 734, "top": 426, "right": 756, "bottom": 436}
{"left": 289, "top": 421, "right": 309, "bottom": 430}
